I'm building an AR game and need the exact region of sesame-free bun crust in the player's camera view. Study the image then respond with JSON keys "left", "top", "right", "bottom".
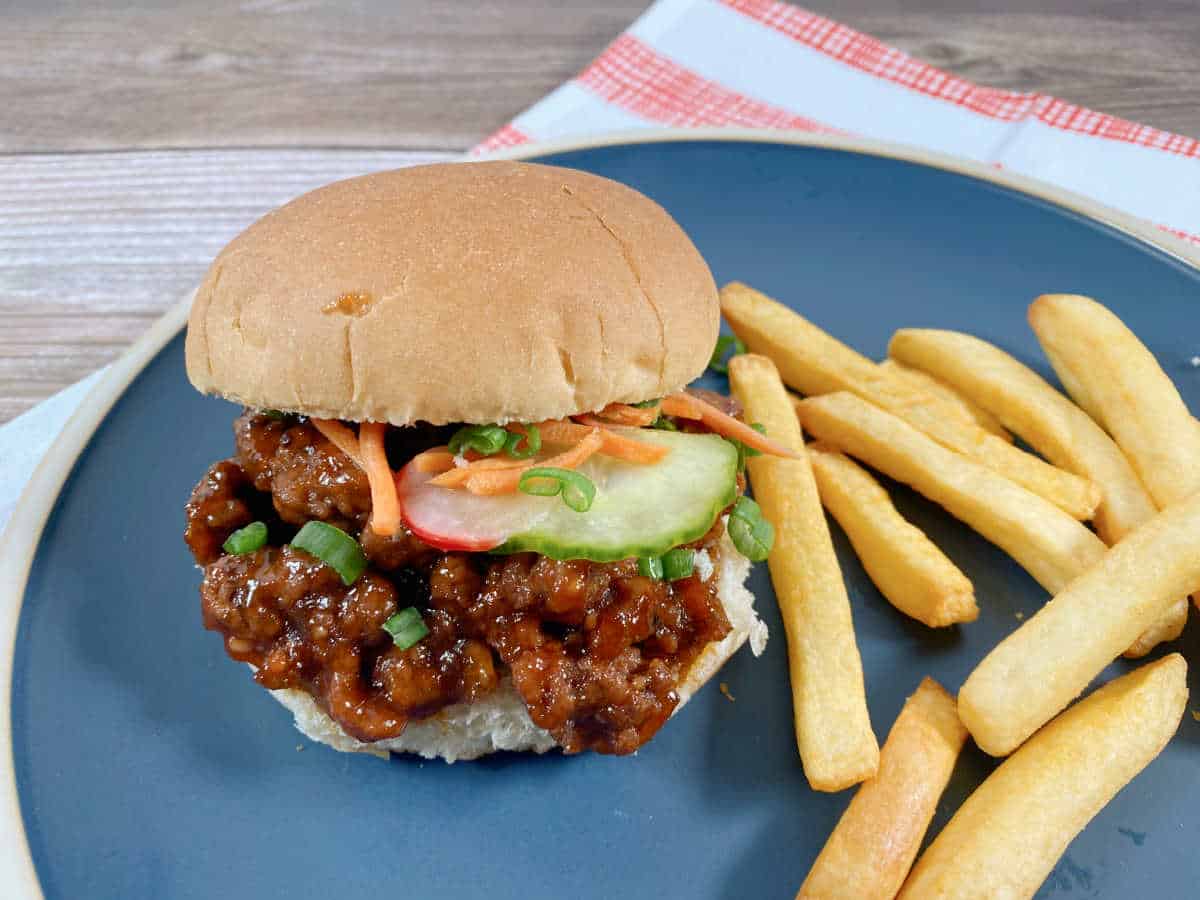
{"left": 186, "top": 161, "right": 719, "bottom": 425}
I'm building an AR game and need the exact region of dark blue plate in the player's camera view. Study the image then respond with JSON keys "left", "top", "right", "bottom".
{"left": 11, "top": 138, "right": 1200, "bottom": 899}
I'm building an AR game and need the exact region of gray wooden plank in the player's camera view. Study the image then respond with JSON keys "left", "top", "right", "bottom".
{"left": 0, "top": 0, "right": 648, "bottom": 152}
{"left": 1, "top": 1, "right": 1196, "bottom": 153}
{"left": 2, "top": 0, "right": 1198, "bottom": 421}
{"left": 0, "top": 148, "right": 454, "bottom": 421}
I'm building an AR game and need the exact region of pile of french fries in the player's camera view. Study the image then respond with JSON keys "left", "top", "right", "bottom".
{"left": 721, "top": 283, "right": 1200, "bottom": 899}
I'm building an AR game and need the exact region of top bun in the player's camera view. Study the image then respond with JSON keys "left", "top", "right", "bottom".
{"left": 185, "top": 161, "right": 719, "bottom": 425}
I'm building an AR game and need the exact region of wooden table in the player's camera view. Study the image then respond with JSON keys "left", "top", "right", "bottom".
{"left": 2, "top": 0, "right": 1197, "bottom": 423}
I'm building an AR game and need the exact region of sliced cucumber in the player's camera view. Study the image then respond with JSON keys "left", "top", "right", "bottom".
{"left": 398, "top": 429, "right": 737, "bottom": 562}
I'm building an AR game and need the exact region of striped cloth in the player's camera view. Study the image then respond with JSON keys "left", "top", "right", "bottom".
{"left": 476, "top": 0, "right": 1199, "bottom": 243}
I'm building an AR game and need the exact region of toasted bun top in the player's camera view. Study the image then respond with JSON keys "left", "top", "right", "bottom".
{"left": 185, "top": 161, "right": 719, "bottom": 425}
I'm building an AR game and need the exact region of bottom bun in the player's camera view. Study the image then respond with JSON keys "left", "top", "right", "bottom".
{"left": 270, "top": 531, "right": 767, "bottom": 762}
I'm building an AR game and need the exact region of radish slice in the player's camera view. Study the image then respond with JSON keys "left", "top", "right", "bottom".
{"left": 397, "top": 465, "right": 533, "bottom": 552}
{"left": 397, "top": 430, "right": 739, "bottom": 561}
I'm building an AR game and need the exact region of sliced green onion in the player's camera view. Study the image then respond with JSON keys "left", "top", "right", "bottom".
{"left": 504, "top": 424, "right": 541, "bottom": 459}
{"left": 708, "top": 335, "right": 746, "bottom": 374}
{"left": 746, "top": 423, "right": 766, "bottom": 453}
{"left": 383, "top": 607, "right": 429, "bottom": 650}
{"left": 448, "top": 424, "right": 509, "bottom": 456}
{"left": 262, "top": 409, "right": 289, "bottom": 421}
{"left": 291, "top": 521, "right": 367, "bottom": 585}
{"left": 734, "top": 423, "right": 769, "bottom": 473}
{"left": 638, "top": 556, "right": 664, "bottom": 579}
{"left": 651, "top": 415, "right": 677, "bottom": 431}
{"left": 661, "top": 548, "right": 695, "bottom": 581}
{"left": 728, "top": 496, "right": 775, "bottom": 562}
{"left": 518, "top": 467, "right": 597, "bottom": 513}
{"left": 632, "top": 399, "right": 661, "bottom": 409}
{"left": 223, "top": 521, "right": 268, "bottom": 555}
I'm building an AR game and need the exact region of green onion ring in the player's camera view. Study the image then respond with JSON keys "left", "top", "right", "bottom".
{"left": 504, "top": 424, "right": 542, "bottom": 459}
{"left": 638, "top": 556, "right": 664, "bottom": 579}
{"left": 733, "top": 423, "right": 769, "bottom": 473}
{"left": 291, "top": 521, "right": 368, "bottom": 585}
{"left": 518, "top": 466, "right": 597, "bottom": 513}
{"left": 383, "top": 607, "right": 429, "bottom": 650}
{"left": 708, "top": 335, "right": 746, "bottom": 374}
{"left": 660, "top": 548, "right": 696, "bottom": 581}
{"left": 223, "top": 521, "right": 268, "bottom": 555}
{"left": 448, "top": 424, "right": 509, "bottom": 456}
{"left": 728, "top": 496, "right": 774, "bottom": 562}
{"left": 651, "top": 415, "right": 677, "bottom": 431}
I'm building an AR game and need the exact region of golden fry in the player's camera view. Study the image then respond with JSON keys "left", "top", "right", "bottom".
{"left": 722, "top": 281, "right": 882, "bottom": 394}
{"left": 958, "top": 493, "right": 1200, "bottom": 756}
{"left": 1125, "top": 598, "right": 1190, "bottom": 657}
{"left": 900, "top": 655, "right": 1187, "bottom": 899}
{"left": 808, "top": 444, "right": 977, "bottom": 627}
{"left": 728, "top": 354, "right": 878, "bottom": 791}
{"left": 1030, "top": 293, "right": 1200, "bottom": 610}
{"left": 799, "top": 678, "right": 967, "bottom": 900}
{"left": 879, "top": 358, "right": 1010, "bottom": 442}
{"left": 796, "top": 392, "right": 1106, "bottom": 596}
{"left": 722, "top": 282, "right": 1098, "bottom": 520}
{"left": 1029, "top": 293, "right": 1200, "bottom": 510}
{"left": 889, "top": 327, "right": 1186, "bottom": 655}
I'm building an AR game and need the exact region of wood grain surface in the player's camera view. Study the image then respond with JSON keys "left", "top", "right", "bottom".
{"left": 1, "top": 0, "right": 1198, "bottom": 422}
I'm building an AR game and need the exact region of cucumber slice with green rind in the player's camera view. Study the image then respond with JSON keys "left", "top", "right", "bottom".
{"left": 399, "top": 430, "right": 738, "bottom": 562}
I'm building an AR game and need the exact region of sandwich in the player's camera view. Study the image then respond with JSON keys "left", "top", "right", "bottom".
{"left": 182, "top": 160, "right": 786, "bottom": 761}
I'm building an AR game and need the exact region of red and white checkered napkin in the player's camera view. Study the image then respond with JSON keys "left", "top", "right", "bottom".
{"left": 476, "top": 0, "right": 1200, "bottom": 244}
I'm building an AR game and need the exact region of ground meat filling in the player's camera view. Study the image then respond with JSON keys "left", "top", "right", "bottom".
{"left": 186, "top": 411, "right": 733, "bottom": 755}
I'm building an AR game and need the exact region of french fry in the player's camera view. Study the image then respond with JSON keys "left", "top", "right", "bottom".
{"left": 798, "top": 678, "right": 967, "bottom": 900}
{"left": 808, "top": 444, "right": 977, "bottom": 627}
{"left": 900, "top": 654, "right": 1187, "bottom": 899}
{"left": 1029, "top": 293, "right": 1200, "bottom": 509}
{"left": 958, "top": 492, "right": 1200, "bottom": 756}
{"left": 728, "top": 354, "right": 879, "bottom": 791}
{"left": 721, "top": 282, "right": 1099, "bottom": 520}
{"left": 889, "top": 327, "right": 1186, "bottom": 655}
{"left": 879, "top": 358, "right": 1011, "bottom": 442}
{"left": 796, "top": 392, "right": 1107, "bottom": 596}
{"left": 1124, "top": 598, "right": 1190, "bottom": 657}
{"left": 1030, "top": 293, "right": 1200, "bottom": 610}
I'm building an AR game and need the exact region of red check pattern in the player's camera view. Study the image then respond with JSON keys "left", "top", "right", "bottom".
{"left": 724, "top": 0, "right": 1200, "bottom": 159}
{"left": 1033, "top": 99, "right": 1200, "bottom": 157}
{"left": 721, "top": 0, "right": 1038, "bottom": 123}
{"left": 578, "top": 34, "right": 831, "bottom": 133}
{"left": 474, "top": 0, "right": 1197, "bottom": 244}
{"left": 476, "top": 124, "right": 531, "bottom": 153}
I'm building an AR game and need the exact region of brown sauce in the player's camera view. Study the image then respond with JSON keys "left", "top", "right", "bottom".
{"left": 185, "top": 411, "right": 734, "bottom": 754}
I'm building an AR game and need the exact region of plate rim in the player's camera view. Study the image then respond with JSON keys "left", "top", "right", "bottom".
{"left": 2, "top": 127, "right": 1198, "bottom": 899}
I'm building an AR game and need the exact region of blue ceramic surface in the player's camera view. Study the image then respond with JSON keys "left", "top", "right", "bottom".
{"left": 12, "top": 140, "right": 1200, "bottom": 899}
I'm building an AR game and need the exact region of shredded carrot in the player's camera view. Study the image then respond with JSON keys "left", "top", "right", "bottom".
{"left": 428, "top": 454, "right": 528, "bottom": 488}
{"left": 594, "top": 402, "right": 660, "bottom": 427}
{"left": 359, "top": 422, "right": 401, "bottom": 536}
{"left": 311, "top": 418, "right": 363, "bottom": 467}
{"left": 465, "top": 429, "right": 605, "bottom": 495}
{"left": 660, "top": 392, "right": 800, "bottom": 458}
{"left": 524, "top": 420, "right": 668, "bottom": 465}
{"left": 410, "top": 448, "right": 456, "bottom": 474}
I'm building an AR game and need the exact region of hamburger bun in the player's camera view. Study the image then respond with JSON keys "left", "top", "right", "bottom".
{"left": 185, "top": 161, "right": 719, "bottom": 426}
{"left": 269, "top": 532, "right": 766, "bottom": 761}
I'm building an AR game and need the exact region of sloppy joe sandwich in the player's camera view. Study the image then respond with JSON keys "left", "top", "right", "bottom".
{"left": 183, "top": 161, "right": 783, "bottom": 761}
